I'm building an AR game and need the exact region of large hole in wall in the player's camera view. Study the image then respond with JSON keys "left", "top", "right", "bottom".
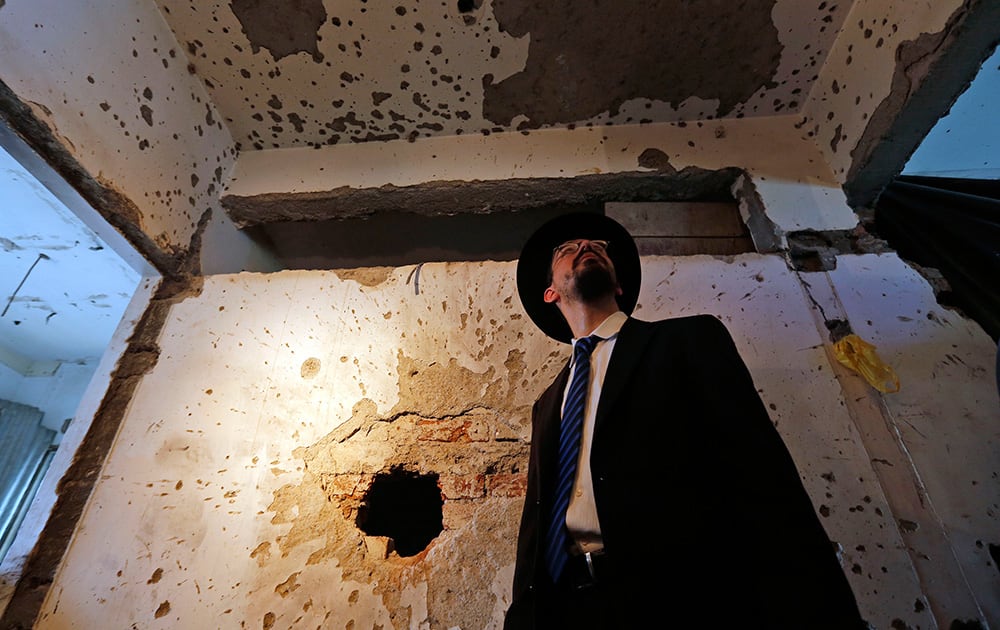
{"left": 356, "top": 467, "right": 443, "bottom": 557}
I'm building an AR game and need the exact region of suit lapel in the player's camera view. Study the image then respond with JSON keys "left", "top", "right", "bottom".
{"left": 594, "top": 317, "right": 653, "bottom": 433}
{"left": 537, "top": 363, "right": 570, "bottom": 491}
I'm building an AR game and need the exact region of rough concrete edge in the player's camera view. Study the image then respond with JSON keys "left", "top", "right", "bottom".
{"left": 731, "top": 173, "right": 785, "bottom": 253}
{"left": 0, "top": 77, "right": 185, "bottom": 280}
{"left": 219, "top": 168, "right": 746, "bottom": 228}
{"left": 0, "top": 77, "right": 214, "bottom": 626}
{"left": 0, "top": 275, "right": 205, "bottom": 630}
{"left": 844, "top": 0, "right": 1000, "bottom": 208}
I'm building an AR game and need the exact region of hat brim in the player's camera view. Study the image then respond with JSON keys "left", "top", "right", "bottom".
{"left": 516, "top": 212, "right": 640, "bottom": 343}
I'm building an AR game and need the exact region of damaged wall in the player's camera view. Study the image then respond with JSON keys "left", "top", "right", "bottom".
{"left": 20, "top": 254, "right": 999, "bottom": 629}
{"left": 0, "top": 0, "right": 277, "bottom": 276}
{"left": 224, "top": 116, "right": 860, "bottom": 241}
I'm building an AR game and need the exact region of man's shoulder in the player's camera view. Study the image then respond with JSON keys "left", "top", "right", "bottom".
{"left": 626, "top": 313, "right": 728, "bottom": 335}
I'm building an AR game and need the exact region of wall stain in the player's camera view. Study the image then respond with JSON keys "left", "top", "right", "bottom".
{"left": 300, "top": 357, "right": 321, "bottom": 379}
{"left": 154, "top": 601, "right": 170, "bottom": 618}
{"left": 251, "top": 541, "right": 272, "bottom": 567}
{"left": 274, "top": 572, "right": 301, "bottom": 598}
{"left": 332, "top": 267, "right": 393, "bottom": 287}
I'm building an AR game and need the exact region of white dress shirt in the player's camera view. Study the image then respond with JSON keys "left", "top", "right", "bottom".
{"left": 562, "top": 310, "right": 627, "bottom": 554}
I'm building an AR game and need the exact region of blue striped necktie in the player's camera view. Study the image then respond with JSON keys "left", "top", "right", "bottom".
{"left": 544, "top": 334, "right": 601, "bottom": 582}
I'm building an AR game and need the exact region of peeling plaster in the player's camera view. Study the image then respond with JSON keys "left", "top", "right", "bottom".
{"left": 157, "top": 0, "right": 851, "bottom": 150}
{"left": 485, "top": 0, "right": 781, "bottom": 127}
{"left": 222, "top": 168, "right": 742, "bottom": 226}
{"left": 263, "top": 349, "right": 530, "bottom": 628}
{"left": 231, "top": 0, "right": 327, "bottom": 62}
{"left": 223, "top": 118, "right": 860, "bottom": 235}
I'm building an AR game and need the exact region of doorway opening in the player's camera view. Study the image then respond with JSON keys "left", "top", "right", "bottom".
{"left": 0, "top": 125, "right": 155, "bottom": 601}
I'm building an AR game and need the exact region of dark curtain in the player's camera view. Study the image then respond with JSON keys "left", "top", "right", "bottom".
{"left": 875, "top": 175, "right": 1000, "bottom": 343}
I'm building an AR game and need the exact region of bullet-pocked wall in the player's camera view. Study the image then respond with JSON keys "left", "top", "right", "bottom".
{"left": 31, "top": 252, "right": 999, "bottom": 629}
{"left": 2, "top": 0, "right": 999, "bottom": 628}
{"left": 0, "top": 0, "right": 278, "bottom": 275}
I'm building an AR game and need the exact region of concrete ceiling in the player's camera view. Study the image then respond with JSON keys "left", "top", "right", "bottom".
{"left": 159, "top": 0, "right": 845, "bottom": 150}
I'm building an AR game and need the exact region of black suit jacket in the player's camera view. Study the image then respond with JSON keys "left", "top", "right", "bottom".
{"left": 505, "top": 315, "right": 866, "bottom": 629}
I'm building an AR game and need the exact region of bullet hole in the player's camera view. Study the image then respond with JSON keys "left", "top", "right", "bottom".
{"left": 457, "top": 0, "right": 476, "bottom": 12}
{"left": 300, "top": 357, "right": 321, "bottom": 378}
{"left": 357, "top": 468, "right": 443, "bottom": 557}
{"left": 154, "top": 601, "right": 171, "bottom": 618}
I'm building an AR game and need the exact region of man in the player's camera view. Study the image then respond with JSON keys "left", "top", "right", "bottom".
{"left": 505, "top": 211, "right": 867, "bottom": 629}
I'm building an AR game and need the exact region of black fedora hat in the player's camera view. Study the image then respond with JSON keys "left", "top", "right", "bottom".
{"left": 516, "top": 212, "right": 641, "bottom": 343}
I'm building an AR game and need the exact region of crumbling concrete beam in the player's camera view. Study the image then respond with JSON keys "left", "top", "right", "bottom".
{"left": 220, "top": 168, "right": 745, "bottom": 228}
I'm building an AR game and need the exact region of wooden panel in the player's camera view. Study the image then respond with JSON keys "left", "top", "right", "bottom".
{"left": 635, "top": 236, "right": 756, "bottom": 256}
{"left": 607, "top": 202, "right": 754, "bottom": 254}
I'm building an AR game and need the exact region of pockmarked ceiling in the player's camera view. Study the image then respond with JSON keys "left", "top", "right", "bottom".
{"left": 156, "top": 0, "right": 853, "bottom": 150}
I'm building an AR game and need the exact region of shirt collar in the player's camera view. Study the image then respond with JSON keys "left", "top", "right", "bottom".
{"left": 572, "top": 311, "right": 627, "bottom": 347}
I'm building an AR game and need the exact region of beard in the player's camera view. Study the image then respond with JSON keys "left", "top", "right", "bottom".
{"left": 572, "top": 260, "right": 618, "bottom": 303}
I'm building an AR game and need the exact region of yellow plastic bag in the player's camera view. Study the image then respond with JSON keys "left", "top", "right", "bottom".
{"left": 832, "top": 334, "right": 900, "bottom": 393}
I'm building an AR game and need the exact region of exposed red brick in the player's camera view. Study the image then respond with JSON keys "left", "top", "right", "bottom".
{"left": 487, "top": 473, "right": 527, "bottom": 498}
{"left": 322, "top": 473, "right": 371, "bottom": 498}
{"left": 439, "top": 474, "right": 485, "bottom": 499}
{"left": 416, "top": 419, "right": 473, "bottom": 443}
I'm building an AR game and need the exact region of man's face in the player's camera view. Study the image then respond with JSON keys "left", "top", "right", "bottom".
{"left": 545, "top": 238, "right": 621, "bottom": 305}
